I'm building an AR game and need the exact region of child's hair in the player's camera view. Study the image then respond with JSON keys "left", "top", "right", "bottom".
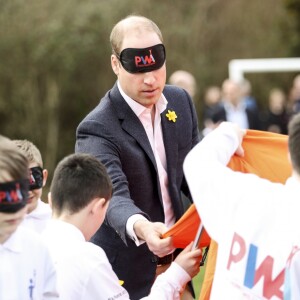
{"left": 0, "top": 136, "right": 29, "bottom": 182}
{"left": 13, "top": 139, "right": 43, "bottom": 168}
{"left": 50, "top": 153, "right": 112, "bottom": 215}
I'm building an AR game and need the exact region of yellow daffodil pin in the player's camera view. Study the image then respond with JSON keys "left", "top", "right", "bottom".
{"left": 166, "top": 110, "right": 177, "bottom": 122}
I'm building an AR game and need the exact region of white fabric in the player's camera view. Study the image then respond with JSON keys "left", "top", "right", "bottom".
{"left": 21, "top": 199, "right": 52, "bottom": 234}
{"left": 118, "top": 81, "right": 175, "bottom": 242}
{"left": 42, "top": 220, "right": 190, "bottom": 300}
{"left": 0, "top": 226, "right": 59, "bottom": 300}
{"left": 183, "top": 123, "right": 300, "bottom": 300}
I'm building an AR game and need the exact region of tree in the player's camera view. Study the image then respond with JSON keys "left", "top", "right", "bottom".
{"left": 0, "top": 0, "right": 295, "bottom": 198}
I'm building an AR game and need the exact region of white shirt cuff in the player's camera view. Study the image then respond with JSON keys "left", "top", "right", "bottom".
{"left": 126, "top": 214, "right": 148, "bottom": 246}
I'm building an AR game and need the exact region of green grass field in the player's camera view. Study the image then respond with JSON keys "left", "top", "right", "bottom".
{"left": 193, "top": 261, "right": 206, "bottom": 298}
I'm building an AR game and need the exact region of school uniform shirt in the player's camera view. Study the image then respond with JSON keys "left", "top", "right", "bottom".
{"left": 164, "top": 129, "right": 291, "bottom": 300}
{"left": 183, "top": 123, "right": 300, "bottom": 300}
{"left": 22, "top": 199, "right": 52, "bottom": 234}
{"left": 42, "top": 220, "right": 190, "bottom": 300}
{"left": 0, "top": 226, "right": 59, "bottom": 300}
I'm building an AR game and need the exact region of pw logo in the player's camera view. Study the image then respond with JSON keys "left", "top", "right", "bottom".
{"left": 227, "top": 232, "right": 284, "bottom": 299}
{"left": 135, "top": 49, "right": 155, "bottom": 67}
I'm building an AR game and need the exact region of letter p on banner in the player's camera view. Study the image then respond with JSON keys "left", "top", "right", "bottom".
{"left": 227, "top": 232, "right": 246, "bottom": 270}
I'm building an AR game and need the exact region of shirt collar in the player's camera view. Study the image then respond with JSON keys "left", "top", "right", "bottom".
{"left": 223, "top": 100, "right": 246, "bottom": 112}
{"left": 1, "top": 226, "right": 24, "bottom": 253}
{"left": 117, "top": 81, "right": 168, "bottom": 117}
{"left": 47, "top": 219, "right": 85, "bottom": 242}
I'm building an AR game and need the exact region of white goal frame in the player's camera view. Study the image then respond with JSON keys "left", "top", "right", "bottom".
{"left": 229, "top": 58, "right": 300, "bottom": 82}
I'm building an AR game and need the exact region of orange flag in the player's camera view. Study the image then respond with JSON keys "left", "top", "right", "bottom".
{"left": 163, "top": 130, "right": 291, "bottom": 300}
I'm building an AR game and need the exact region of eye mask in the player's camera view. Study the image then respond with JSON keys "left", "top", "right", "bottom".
{"left": 118, "top": 44, "right": 166, "bottom": 74}
{"left": 29, "top": 167, "right": 43, "bottom": 190}
{"left": 0, "top": 179, "right": 29, "bottom": 213}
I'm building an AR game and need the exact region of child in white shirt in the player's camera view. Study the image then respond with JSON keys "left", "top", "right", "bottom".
{"left": 13, "top": 139, "right": 51, "bottom": 233}
{"left": 43, "top": 153, "right": 202, "bottom": 300}
{"left": 0, "top": 136, "right": 59, "bottom": 299}
{"left": 183, "top": 116, "right": 300, "bottom": 299}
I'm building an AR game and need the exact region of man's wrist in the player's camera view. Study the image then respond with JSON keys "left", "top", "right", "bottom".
{"left": 126, "top": 214, "right": 148, "bottom": 246}
{"left": 133, "top": 219, "right": 151, "bottom": 240}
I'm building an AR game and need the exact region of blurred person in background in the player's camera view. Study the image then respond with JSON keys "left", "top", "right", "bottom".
{"left": 240, "top": 78, "right": 258, "bottom": 111}
{"left": 287, "top": 74, "right": 300, "bottom": 117}
{"left": 201, "top": 85, "right": 222, "bottom": 136}
{"left": 168, "top": 70, "right": 197, "bottom": 101}
{"left": 211, "top": 78, "right": 261, "bottom": 130}
{"left": 260, "top": 88, "right": 289, "bottom": 134}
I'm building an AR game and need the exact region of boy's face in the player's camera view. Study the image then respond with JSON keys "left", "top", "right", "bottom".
{"left": 27, "top": 162, "right": 48, "bottom": 214}
{"left": 0, "top": 206, "right": 28, "bottom": 244}
{"left": 0, "top": 173, "right": 28, "bottom": 244}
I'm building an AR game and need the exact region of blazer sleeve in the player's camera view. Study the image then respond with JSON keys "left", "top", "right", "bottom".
{"left": 75, "top": 112, "right": 150, "bottom": 245}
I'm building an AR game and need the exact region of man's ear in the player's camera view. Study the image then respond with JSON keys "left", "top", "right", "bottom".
{"left": 111, "top": 54, "right": 120, "bottom": 76}
{"left": 42, "top": 169, "right": 48, "bottom": 187}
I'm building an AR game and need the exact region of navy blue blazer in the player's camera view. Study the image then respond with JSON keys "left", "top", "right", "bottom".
{"left": 75, "top": 83, "right": 200, "bottom": 299}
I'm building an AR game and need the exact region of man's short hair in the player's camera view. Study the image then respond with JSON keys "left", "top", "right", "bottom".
{"left": 110, "top": 15, "right": 163, "bottom": 57}
{"left": 13, "top": 139, "right": 43, "bottom": 168}
{"left": 288, "top": 113, "right": 300, "bottom": 175}
{"left": 50, "top": 153, "right": 112, "bottom": 215}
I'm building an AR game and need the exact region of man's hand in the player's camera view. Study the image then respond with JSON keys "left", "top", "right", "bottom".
{"left": 133, "top": 220, "right": 174, "bottom": 257}
{"left": 174, "top": 242, "right": 202, "bottom": 278}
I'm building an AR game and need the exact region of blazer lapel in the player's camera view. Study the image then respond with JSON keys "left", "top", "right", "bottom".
{"left": 110, "top": 84, "right": 157, "bottom": 170}
{"left": 161, "top": 106, "right": 178, "bottom": 180}
{"left": 123, "top": 115, "right": 158, "bottom": 170}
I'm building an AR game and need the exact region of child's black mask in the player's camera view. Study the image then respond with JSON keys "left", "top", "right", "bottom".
{"left": 29, "top": 167, "right": 43, "bottom": 190}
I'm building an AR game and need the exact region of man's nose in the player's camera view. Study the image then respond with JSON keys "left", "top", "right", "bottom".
{"left": 143, "top": 72, "right": 155, "bottom": 85}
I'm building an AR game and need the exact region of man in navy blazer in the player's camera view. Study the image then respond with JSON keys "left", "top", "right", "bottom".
{"left": 75, "top": 15, "right": 200, "bottom": 300}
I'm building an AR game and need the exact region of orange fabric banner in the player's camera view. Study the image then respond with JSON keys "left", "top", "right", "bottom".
{"left": 163, "top": 130, "right": 291, "bottom": 299}
{"left": 162, "top": 202, "right": 211, "bottom": 249}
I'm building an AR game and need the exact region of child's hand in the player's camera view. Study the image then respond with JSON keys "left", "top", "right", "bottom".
{"left": 174, "top": 242, "right": 202, "bottom": 278}
{"left": 220, "top": 122, "right": 246, "bottom": 156}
